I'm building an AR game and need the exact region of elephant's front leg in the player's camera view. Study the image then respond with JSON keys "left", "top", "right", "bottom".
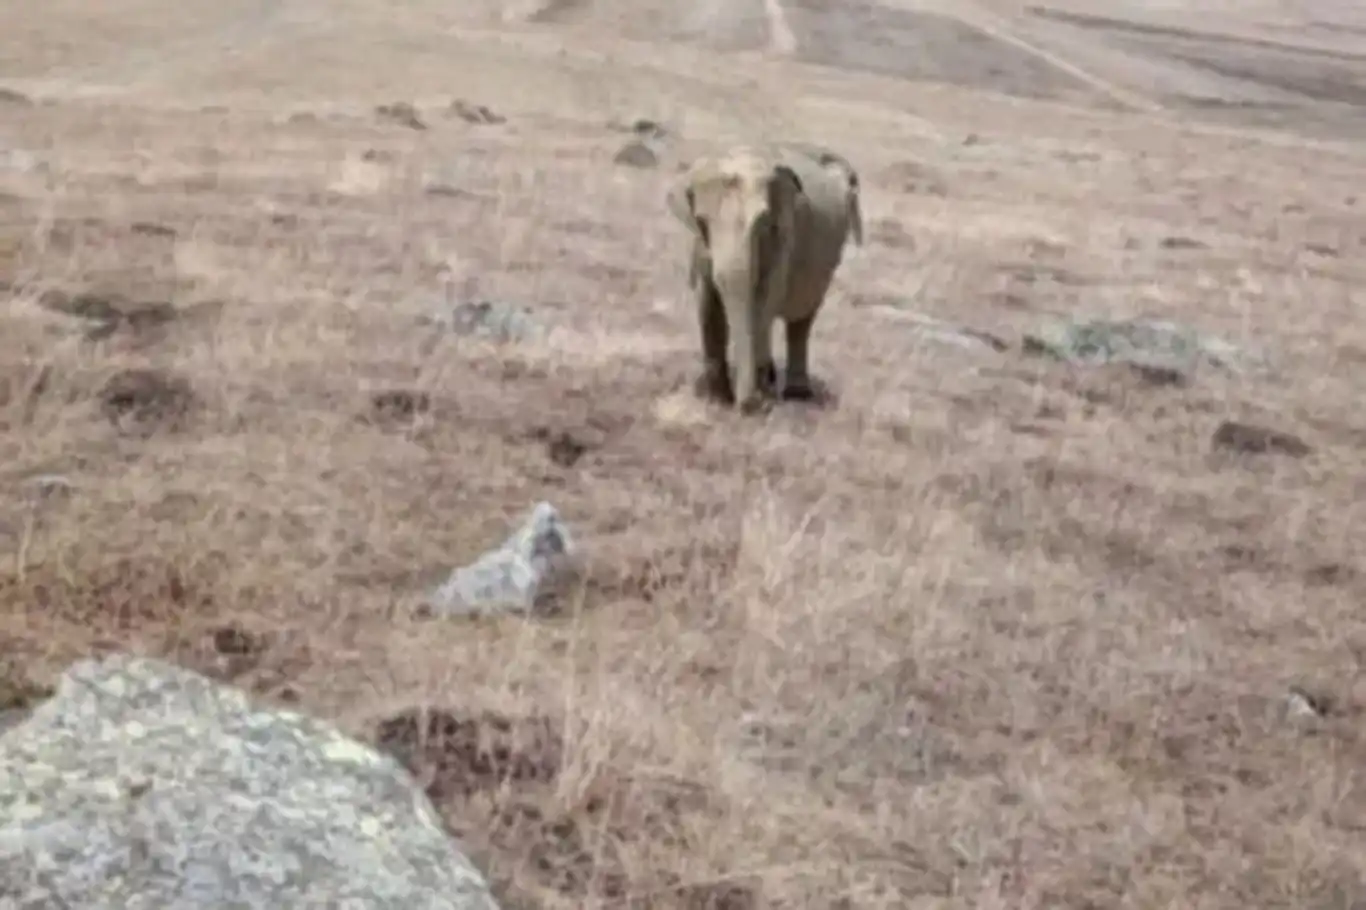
{"left": 693, "top": 276, "right": 735, "bottom": 405}
{"left": 782, "top": 313, "right": 818, "bottom": 401}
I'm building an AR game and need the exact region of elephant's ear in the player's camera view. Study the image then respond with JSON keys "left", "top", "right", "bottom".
{"left": 668, "top": 164, "right": 721, "bottom": 245}
{"left": 770, "top": 164, "right": 804, "bottom": 209}
{"left": 665, "top": 178, "right": 696, "bottom": 232}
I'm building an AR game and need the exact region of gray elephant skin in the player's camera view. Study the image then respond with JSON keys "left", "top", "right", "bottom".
{"left": 666, "top": 142, "right": 864, "bottom": 412}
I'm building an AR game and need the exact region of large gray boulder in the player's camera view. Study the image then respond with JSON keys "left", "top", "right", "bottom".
{"left": 0, "top": 654, "right": 500, "bottom": 910}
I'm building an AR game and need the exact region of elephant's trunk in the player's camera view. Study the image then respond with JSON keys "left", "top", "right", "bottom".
{"left": 732, "top": 219, "right": 779, "bottom": 411}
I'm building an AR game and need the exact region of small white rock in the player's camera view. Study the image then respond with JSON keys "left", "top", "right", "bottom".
{"left": 425, "top": 501, "right": 574, "bottom": 617}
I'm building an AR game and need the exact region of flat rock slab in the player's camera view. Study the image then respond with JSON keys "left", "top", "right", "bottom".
{"left": 0, "top": 653, "right": 500, "bottom": 910}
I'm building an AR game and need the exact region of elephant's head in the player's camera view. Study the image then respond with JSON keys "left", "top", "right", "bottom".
{"left": 667, "top": 150, "right": 805, "bottom": 299}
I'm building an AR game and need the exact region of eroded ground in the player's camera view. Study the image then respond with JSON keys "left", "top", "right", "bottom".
{"left": 3, "top": 1, "right": 1366, "bottom": 907}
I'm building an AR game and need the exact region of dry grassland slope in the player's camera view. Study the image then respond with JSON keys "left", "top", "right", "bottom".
{"left": 3, "top": 0, "right": 1366, "bottom": 906}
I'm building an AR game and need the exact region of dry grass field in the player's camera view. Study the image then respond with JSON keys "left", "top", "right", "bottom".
{"left": 4, "top": 0, "right": 1366, "bottom": 906}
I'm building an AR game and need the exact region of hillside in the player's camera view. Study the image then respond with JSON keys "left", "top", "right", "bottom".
{"left": 4, "top": 0, "right": 1366, "bottom": 906}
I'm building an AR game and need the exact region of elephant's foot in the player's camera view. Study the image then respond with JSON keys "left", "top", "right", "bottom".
{"left": 781, "top": 371, "right": 816, "bottom": 401}
{"left": 693, "top": 361, "right": 735, "bottom": 404}
{"left": 782, "top": 372, "right": 831, "bottom": 405}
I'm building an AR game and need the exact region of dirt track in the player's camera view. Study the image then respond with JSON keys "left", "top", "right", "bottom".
{"left": 513, "top": 0, "right": 1366, "bottom": 134}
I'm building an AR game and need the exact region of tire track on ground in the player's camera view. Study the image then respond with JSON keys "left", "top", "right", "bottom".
{"left": 917, "top": 0, "right": 1164, "bottom": 112}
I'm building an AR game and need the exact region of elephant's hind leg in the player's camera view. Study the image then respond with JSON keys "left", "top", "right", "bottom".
{"left": 781, "top": 314, "right": 818, "bottom": 401}
{"left": 694, "top": 279, "right": 735, "bottom": 404}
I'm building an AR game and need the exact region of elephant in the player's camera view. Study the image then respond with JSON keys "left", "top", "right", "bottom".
{"left": 666, "top": 142, "right": 864, "bottom": 412}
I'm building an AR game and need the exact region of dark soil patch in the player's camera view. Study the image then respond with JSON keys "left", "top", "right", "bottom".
{"left": 373, "top": 705, "right": 727, "bottom": 907}
{"left": 1211, "top": 420, "right": 1312, "bottom": 457}
{"left": 366, "top": 389, "right": 431, "bottom": 427}
{"left": 539, "top": 429, "right": 589, "bottom": 468}
{"left": 374, "top": 707, "right": 564, "bottom": 801}
{"left": 99, "top": 368, "right": 198, "bottom": 434}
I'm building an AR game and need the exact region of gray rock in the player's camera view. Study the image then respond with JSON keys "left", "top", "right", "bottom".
{"left": 0, "top": 654, "right": 500, "bottom": 910}
{"left": 423, "top": 299, "right": 541, "bottom": 343}
{"left": 374, "top": 101, "right": 427, "bottom": 131}
{"left": 0, "top": 88, "right": 33, "bottom": 106}
{"left": 1022, "top": 316, "right": 1268, "bottom": 378}
{"left": 425, "top": 501, "right": 575, "bottom": 618}
{"left": 447, "top": 100, "right": 505, "bottom": 125}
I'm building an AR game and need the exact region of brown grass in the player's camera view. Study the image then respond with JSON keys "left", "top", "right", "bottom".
{"left": 4, "top": 4, "right": 1366, "bottom": 906}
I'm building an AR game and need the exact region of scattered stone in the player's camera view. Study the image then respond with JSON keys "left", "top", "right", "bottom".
{"left": 1285, "top": 686, "right": 1331, "bottom": 721}
{"left": 368, "top": 389, "right": 431, "bottom": 425}
{"left": 1054, "top": 149, "right": 1101, "bottom": 163}
{"left": 38, "top": 287, "right": 221, "bottom": 345}
{"left": 613, "top": 139, "right": 659, "bottom": 169}
{"left": 632, "top": 118, "right": 668, "bottom": 139}
{"left": 423, "top": 501, "right": 576, "bottom": 618}
{"left": 0, "top": 87, "right": 33, "bottom": 106}
{"left": 424, "top": 299, "right": 541, "bottom": 343}
{"left": 1211, "top": 420, "right": 1311, "bottom": 457}
{"left": 375, "top": 101, "right": 427, "bottom": 130}
{"left": 448, "top": 100, "right": 506, "bottom": 125}
{"left": 130, "top": 220, "right": 177, "bottom": 238}
{"left": 1303, "top": 242, "right": 1340, "bottom": 258}
{"left": 1159, "top": 235, "right": 1208, "bottom": 250}
{"left": 424, "top": 183, "right": 477, "bottom": 199}
{"left": 99, "top": 367, "right": 197, "bottom": 433}
{"left": 38, "top": 287, "right": 179, "bottom": 339}
{"left": 1128, "top": 362, "right": 1188, "bottom": 386}
{"left": 0, "top": 653, "right": 501, "bottom": 909}
{"left": 1022, "top": 316, "right": 1267, "bottom": 379}
{"left": 360, "top": 148, "right": 396, "bottom": 163}
{"left": 609, "top": 116, "right": 669, "bottom": 140}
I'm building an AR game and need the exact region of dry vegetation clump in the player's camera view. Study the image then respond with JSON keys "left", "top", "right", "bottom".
{"left": 3, "top": 82, "right": 1366, "bottom": 910}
